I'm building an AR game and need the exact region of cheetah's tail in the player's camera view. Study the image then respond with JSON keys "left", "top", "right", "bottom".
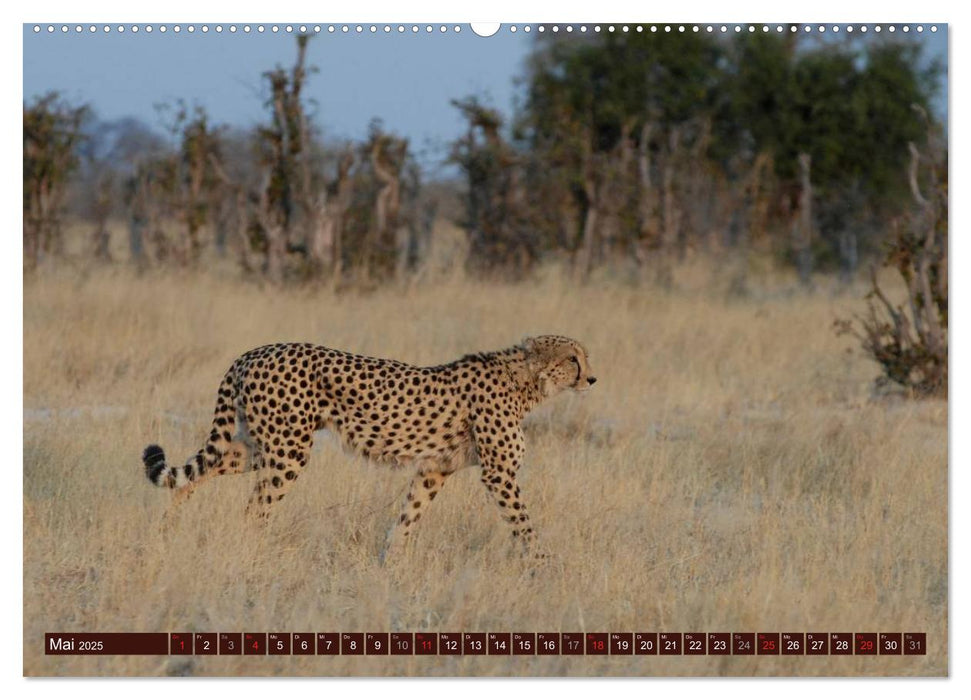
{"left": 142, "top": 444, "right": 177, "bottom": 487}
{"left": 142, "top": 364, "right": 238, "bottom": 490}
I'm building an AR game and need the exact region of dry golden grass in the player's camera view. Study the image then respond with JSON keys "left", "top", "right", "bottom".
{"left": 23, "top": 256, "right": 946, "bottom": 676}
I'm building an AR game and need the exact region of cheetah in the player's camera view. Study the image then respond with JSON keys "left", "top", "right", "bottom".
{"left": 142, "top": 335, "right": 596, "bottom": 558}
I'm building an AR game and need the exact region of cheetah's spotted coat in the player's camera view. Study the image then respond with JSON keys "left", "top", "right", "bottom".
{"left": 142, "top": 335, "right": 595, "bottom": 557}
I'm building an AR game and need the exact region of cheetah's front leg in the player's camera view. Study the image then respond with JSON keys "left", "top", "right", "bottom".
{"left": 380, "top": 465, "right": 453, "bottom": 564}
{"left": 479, "top": 464, "right": 544, "bottom": 557}
{"left": 473, "top": 425, "right": 546, "bottom": 558}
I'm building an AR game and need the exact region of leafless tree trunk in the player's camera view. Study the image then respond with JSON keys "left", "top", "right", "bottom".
{"left": 268, "top": 86, "right": 295, "bottom": 258}
{"left": 903, "top": 141, "right": 945, "bottom": 359}
{"left": 635, "top": 121, "right": 660, "bottom": 265}
{"left": 746, "top": 152, "right": 771, "bottom": 246}
{"left": 234, "top": 191, "right": 261, "bottom": 273}
{"left": 373, "top": 146, "right": 400, "bottom": 242}
{"left": 792, "top": 152, "right": 814, "bottom": 287}
{"left": 575, "top": 131, "right": 599, "bottom": 278}
{"left": 90, "top": 172, "right": 113, "bottom": 261}
{"left": 838, "top": 228, "right": 858, "bottom": 284}
{"left": 208, "top": 155, "right": 259, "bottom": 273}
{"left": 126, "top": 166, "right": 169, "bottom": 265}
{"left": 597, "top": 119, "right": 634, "bottom": 264}
{"left": 179, "top": 139, "right": 207, "bottom": 264}
{"left": 577, "top": 199, "right": 598, "bottom": 276}
{"left": 257, "top": 176, "right": 288, "bottom": 284}
{"left": 26, "top": 174, "right": 71, "bottom": 265}
{"left": 309, "top": 149, "right": 354, "bottom": 280}
{"left": 661, "top": 126, "right": 682, "bottom": 255}
{"left": 370, "top": 136, "right": 406, "bottom": 276}
{"left": 685, "top": 119, "right": 713, "bottom": 250}
{"left": 24, "top": 178, "right": 54, "bottom": 267}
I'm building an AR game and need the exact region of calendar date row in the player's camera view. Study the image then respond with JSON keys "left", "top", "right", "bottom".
{"left": 46, "top": 632, "right": 926, "bottom": 656}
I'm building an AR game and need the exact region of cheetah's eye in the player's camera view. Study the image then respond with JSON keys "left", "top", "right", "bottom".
{"left": 569, "top": 356, "right": 580, "bottom": 382}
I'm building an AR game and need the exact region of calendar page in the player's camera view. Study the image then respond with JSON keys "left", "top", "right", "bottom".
{"left": 22, "top": 8, "right": 949, "bottom": 679}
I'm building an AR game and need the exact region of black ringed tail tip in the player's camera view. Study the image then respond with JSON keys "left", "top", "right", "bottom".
{"left": 142, "top": 444, "right": 167, "bottom": 483}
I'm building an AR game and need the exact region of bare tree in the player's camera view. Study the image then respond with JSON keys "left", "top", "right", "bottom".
{"left": 450, "top": 97, "right": 532, "bottom": 277}
{"left": 634, "top": 121, "right": 660, "bottom": 264}
{"left": 90, "top": 171, "right": 115, "bottom": 261}
{"left": 792, "top": 152, "right": 814, "bottom": 287}
{"left": 837, "top": 116, "right": 947, "bottom": 397}
{"left": 23, "top": 93, "right": 88, "bottom": 269}
{"left": 120, "top": 104, "right": 223, "bottom": 267}
{"left": 309, "top": 148, "right": 354, "bottom": 279}
{"left": 370, "top": 130, "right": 408, "bottom": 275}
{"left": 252, "top": 34, "right": 359, "bottom": 283}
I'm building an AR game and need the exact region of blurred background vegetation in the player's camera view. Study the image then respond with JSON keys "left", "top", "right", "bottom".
{"left": 23, "top": 28, "right": 947, "bottom": 394}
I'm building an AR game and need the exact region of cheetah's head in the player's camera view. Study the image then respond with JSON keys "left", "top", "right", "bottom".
{"left": 523, "top": 335, "right": 596, "bottom": 398}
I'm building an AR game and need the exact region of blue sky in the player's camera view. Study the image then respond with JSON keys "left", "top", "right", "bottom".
{"left": 23, "top": 25, "right": 534, "bottom": 176}
{"left": 23, "top": 24, "right": 948, "bottom": 176}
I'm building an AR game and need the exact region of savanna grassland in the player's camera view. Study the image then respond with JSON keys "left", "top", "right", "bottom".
{"left": 23, "top": 247, "right": 947, "bottom": 676}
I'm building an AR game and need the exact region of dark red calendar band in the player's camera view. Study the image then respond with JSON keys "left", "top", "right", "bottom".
{"left": 45, "top": 632, "right": 926, "bottom": 656}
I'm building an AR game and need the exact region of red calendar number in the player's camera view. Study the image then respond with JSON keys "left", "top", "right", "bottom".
{"left": 856, "top": 633, "right": 877, "bottom": 655}
{"left": 170, "top": 633, "right": 192, "bottom": 655}
{"left": 244, "top": 633, "right": 266, "bottom": 655}
{"left": 585, "top": 633, "right": 608, "bottom": 655}
{"left": 757, "top": 633, "right": 780, "bottom": 655}
{"left": 414, "top": 633, "right": 437, "bottom": 655}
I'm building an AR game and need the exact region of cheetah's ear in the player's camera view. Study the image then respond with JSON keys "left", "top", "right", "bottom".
{"left": 522, "top": 336, "right": 555, "bottom": 381}
{"left": 522, "top": 337, "right": 545, "bottom": 365}
{"left": 521, "top": 336, "right": 542, "bottom": 374}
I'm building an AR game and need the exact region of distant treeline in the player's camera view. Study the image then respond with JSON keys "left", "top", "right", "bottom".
{"left": 24, "top": 30, "right": 943, "bottom": 286}
{"left": 452, "top": 30, "right": 942, "bottom": 284}
{"left": 25, "top": 36, "right": 427, "bottom": 283}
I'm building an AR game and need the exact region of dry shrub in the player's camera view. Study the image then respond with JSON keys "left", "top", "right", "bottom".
{"left": 836, "top": 125, "right": 947, "bottom": 398}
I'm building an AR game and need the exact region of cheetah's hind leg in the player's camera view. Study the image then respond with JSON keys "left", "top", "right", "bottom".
{"left": 169, "top": 440, "right": 253, "bottom": 507}
{"left": 379, "top": 465, "right": 453, "bottom": 565}
{"left": 245, "top": 448, "right": 311, "bottom": 520}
